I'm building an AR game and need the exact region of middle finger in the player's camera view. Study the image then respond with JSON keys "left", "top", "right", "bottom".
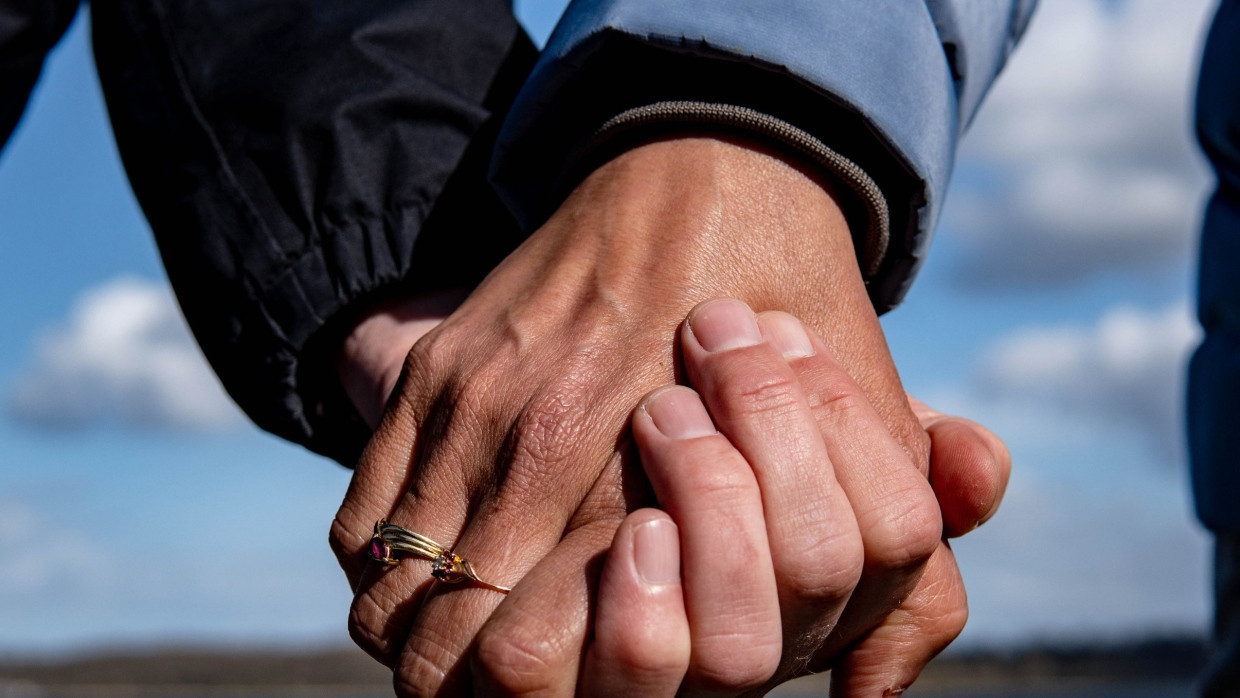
{"left": 678, "top": 300, "right": 867, "bottom": 679}
{"left": 756, "top": 311, "right": 943, "bottom": 667}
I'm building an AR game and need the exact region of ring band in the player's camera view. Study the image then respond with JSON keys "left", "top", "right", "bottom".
{"left": 369, "top": 520, "right": 510, "bottom": 594}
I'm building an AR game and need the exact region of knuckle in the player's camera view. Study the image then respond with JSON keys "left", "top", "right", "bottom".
{"left": 864, "top": 486, "right": 943, "bottom": 571}
{"left": 491, "top": 397, "right": 595, "bottom": 514}
{"left": 473, "top": 616, "right": 563, "bottom": 694}
{"left": 780, "top": 527, "right": 865, "bottom": 606}
{"left": 402, "top": 327, "right": 453, "bottom": 382}
{"left": 392, "top": 677, "right": 420, "bottom": 698}
{"left": 809, "top": 386, "right": 872, "bottom": 431}
{"left": 328, "top": 515, "right": 357, "bottom": 567}
{"left": 397, "top": 338, "right": 453, "bottom": 415}
{"left": 914, "top": 566, "right": 970, "bottom": 649}
{"left": 693, "top": 635, "right": 781, "bottom": 692}
{"left": 348, "top": 601, "right": 387, "bottom": 663}
{"left": 451, "top": 359, "right": 505, "bottom": 420}
{"left": 396, "top": 624, "right": 461, "bottom": 696}
{"left": 348, "top": 585, "right": 408, "bottom": 665}
{"left": 606, "top": 633, "right": 687, "bottom": 682}
{"left": 720, "top": 370, "right": 804, "bottom": 422}
{"left": 509, "top": 380, "right": 592, "bottom": 476}
{"left": 903, "top": 424, "right": 933, "bottom": 475}
{"left": 393, "top": 655, "right": 446, "bottom": 698}
{"left": 328, "top": 507, "right": 371, "bottom": 568}
{"left": 401, "top": 324, "right": 500, "bottom": 417}
{"left": 677, "top": 445, "right": 760, "bottom": 503}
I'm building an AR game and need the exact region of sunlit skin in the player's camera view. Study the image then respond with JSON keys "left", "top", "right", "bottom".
{"left": 331, "top": 139, "right": 1009, "bottom": 695}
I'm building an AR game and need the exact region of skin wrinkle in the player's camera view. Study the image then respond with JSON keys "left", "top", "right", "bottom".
{"left": 660, "top": 439, "right": 757, "bottom": 505}
{"left": 695, "top": 368, "right": 826, "bottom": 487}
{"left": 477, "top": 523, "right": 611, "bottom": 696}
{"left": 724, "top": 357, "right": 937, "bottom": 569}
{"left": 759, "top": 446, "right": 833, "bottom": 526}
{"left": 495, "top": 331, "right": 651, "bottom": 508}
{"left": 853, "top": 485, "right": 937, "bottom": 562}
{"left": 832, "top": 546, "right": 968, "bottom": 696}
{"left": 803, "top": 372, "right": 929, "bottom": 492}
{"left": 474, "top": 601, "right": 570, "bottom": 694}
{"left": 722, "top": 370, "right": 807, "bottom": 420}
{"left": 351, "top": 577, "right": 430, "bottom": 665}
{"left": 855, "top": 493, "right": 942, "bottom": 572}
{"left": 840, "top": 449, "right": 935, "bottom": 518}
{"left": 575, "top": 449, "right": 641, "bottom": 528}
{"left": 659, "top": 454, "right": 782, "bottom": 688}
{"left": 773, "top": 516, "right": 864, "bottom": 602}
{"left": 396, "top": 620, "right": 460, "bottom": 697}
{"left": 511, "top": 379, "right": 597, "bottom": 477}
{"left": 689, "top": 630, "right": 782, "bottom": 693}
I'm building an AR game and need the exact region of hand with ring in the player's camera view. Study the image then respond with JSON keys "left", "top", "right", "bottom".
{"left": 328, "top": 139, "right": 1007, "bottom": 696}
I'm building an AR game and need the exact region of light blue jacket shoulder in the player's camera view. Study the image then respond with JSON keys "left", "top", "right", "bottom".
{"left": 492, "top": 0, "right": 1035, "bottom": 311}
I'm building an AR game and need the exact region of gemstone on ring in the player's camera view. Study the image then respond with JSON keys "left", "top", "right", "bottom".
{"left": 430, "top": 552, "right": 459, "bottom": 582}
{"left": 370, "top": 538, "right": 392, "bottom": 564}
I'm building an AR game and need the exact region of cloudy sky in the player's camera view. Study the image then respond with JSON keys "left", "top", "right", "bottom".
{"left": 0, "top": 0, "right": 1220, "bottom": 655}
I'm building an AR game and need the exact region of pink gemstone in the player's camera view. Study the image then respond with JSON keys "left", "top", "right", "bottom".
{"left": 370, "top": 539, "right": 389, "bottom": 561}
{"left": 431, "top": 553, "right": 455, "bottom": 581}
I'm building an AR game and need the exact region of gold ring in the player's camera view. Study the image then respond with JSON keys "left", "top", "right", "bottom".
{"left": 369, "top": 520, "right": 510, "bottom": 594}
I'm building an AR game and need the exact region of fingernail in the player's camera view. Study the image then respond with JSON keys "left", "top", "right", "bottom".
{"left": 643, "top": 387, "right": 716, "bottom": 439}
{"left": 762, "top": 313, "right": 815, "bottom": 359}
{"left": 633, "top": 518, "right": 681, "bottom": 585}
{"left": 689, "top": 299, "right": 762, "bottom": 352}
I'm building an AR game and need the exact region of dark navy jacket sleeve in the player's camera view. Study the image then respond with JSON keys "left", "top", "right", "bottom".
{"left": 89, "top": 0, "right": 537, "bottom": 463}
{"left": 492, "top": 0, "right": 1036, "bottom": 312}
{"left": 1190, "top": 0, "right": 1240, "bottom": 533}
{"left": 0, "top": 0, "right": 78, "bottom": 147}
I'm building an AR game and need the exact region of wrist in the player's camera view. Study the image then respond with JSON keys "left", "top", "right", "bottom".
{"left": 578, "top": 102, "right": 889, "bottom": 281}
{"left": 540, "top": 135, "right": 863, "bottom": 324}
{"left": 335, "top": 287, "right": 468, "bottom": 428}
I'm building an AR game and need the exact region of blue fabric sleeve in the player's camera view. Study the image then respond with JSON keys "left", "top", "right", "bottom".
{"left": 491, "top": 0, "right": 1035, "bottom": 311}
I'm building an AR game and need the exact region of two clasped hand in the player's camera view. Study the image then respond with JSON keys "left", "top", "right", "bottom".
{"left": 329, "top": 138, "right": 1009, "bottom": 696}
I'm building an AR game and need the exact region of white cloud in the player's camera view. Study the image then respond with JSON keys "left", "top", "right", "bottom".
{"left": 955, "top": 464, "right": 1210, "bottom": 644}
{"left": 4, "top": 276, "right": 244, "bottom": 431}
{"left": 0, "top": 498, "right": 114, "bottom": 593}
{"left": 906, "top": 385, "right": 1211, "bottom": 643}
{"left": 943, "top": 0, "right": 1215, "bottom": 285}
{"left": 977, "top": 302, "right": 1200, "bottom": 464}
{"left": 0, "top": 492, "right": 351, "bottom": 651}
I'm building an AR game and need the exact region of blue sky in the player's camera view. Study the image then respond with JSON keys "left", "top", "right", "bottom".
{"left": 0, "top": 0, "right": 1219, "bottom": 656}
